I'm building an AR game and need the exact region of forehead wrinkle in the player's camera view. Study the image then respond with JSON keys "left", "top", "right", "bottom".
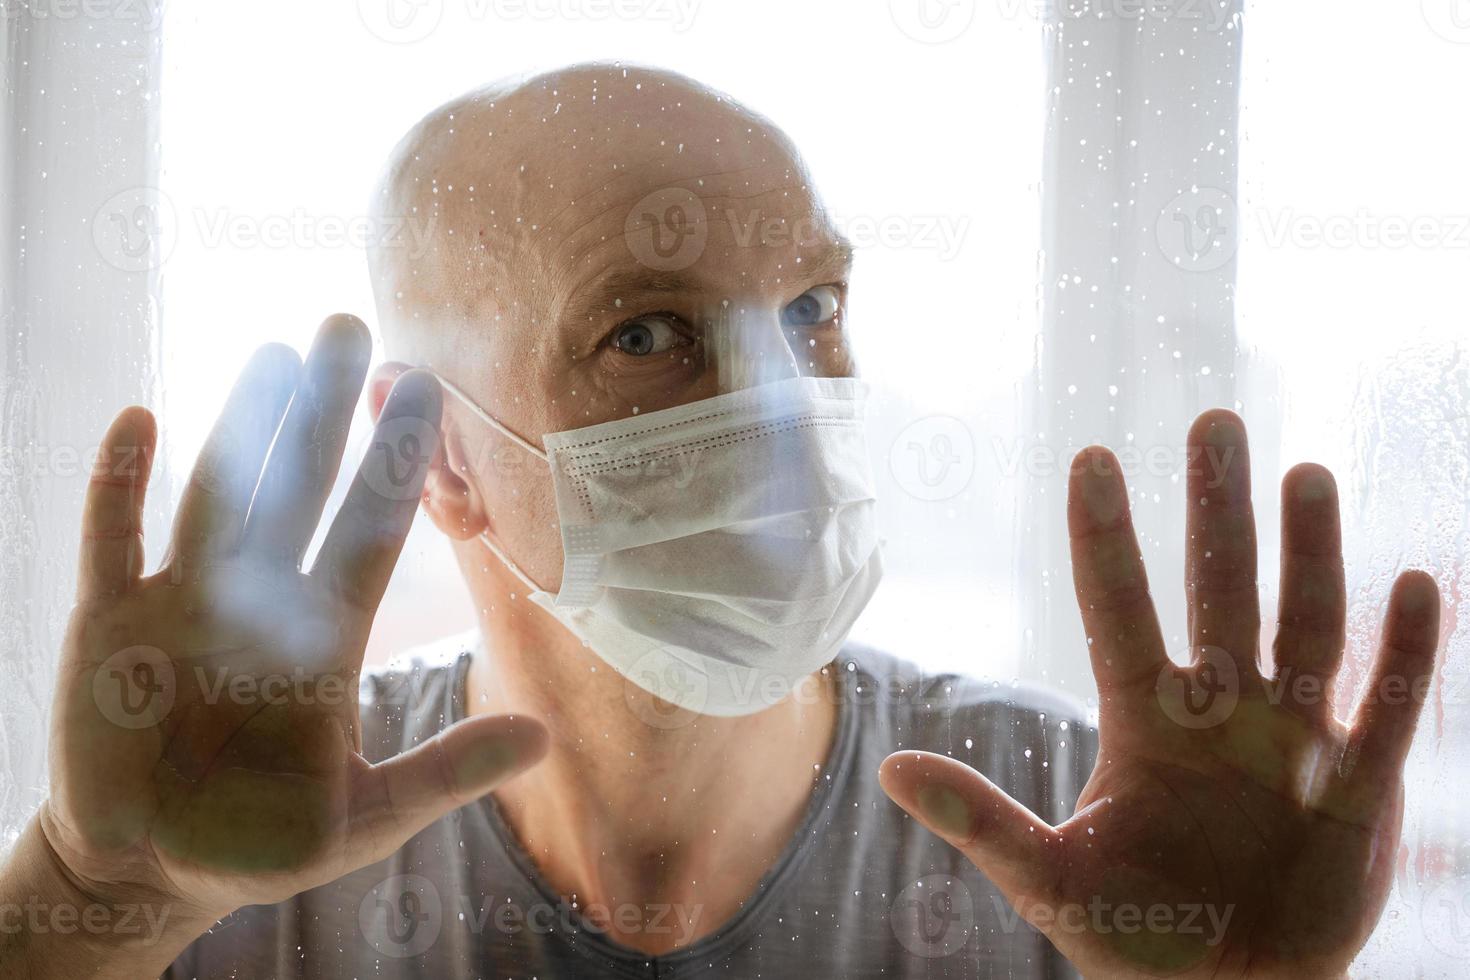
{"left": 556, "top": 267, "right": 709, "bottom": 334}
{"left": 373, "top": 64, "right": 833, "bottom": 370}
{"left": 544, "top": 182, "right": 848, "bottom": 333}
{"left": 550, "top": 166, "right": 815, "bottom": 247}
{"left": 551, "top": 177, "right": 830, "bottom": 279}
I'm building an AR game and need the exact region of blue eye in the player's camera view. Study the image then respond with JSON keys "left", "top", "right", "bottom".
{"left": 782, "top": 286, "right": 841, "bottom": 327}
{"left": 613, "top": 315, "right": 689, "bottom": 356}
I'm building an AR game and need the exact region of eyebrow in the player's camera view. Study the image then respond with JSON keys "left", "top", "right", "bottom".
{"left": 559, "top": 235, "right": 856, "bottom": 335}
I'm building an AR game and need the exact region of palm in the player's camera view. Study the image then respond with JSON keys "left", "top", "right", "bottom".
{"left": 882, "top": 410, "right": 1440, "bottom": 979}
{"left": 44, "top": 317, "right": 546, "bottom": 922}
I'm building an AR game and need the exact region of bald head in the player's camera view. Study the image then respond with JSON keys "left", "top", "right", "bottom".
{"left": 368, "top": 64, "right": 839, "bottom": 375}
{"left": 367, "top": 62, "right": 858, "bottom": 602}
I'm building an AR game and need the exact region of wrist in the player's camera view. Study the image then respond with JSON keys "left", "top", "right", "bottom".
{"left": 1, "top": 810, "right": 218, "bottom": 979}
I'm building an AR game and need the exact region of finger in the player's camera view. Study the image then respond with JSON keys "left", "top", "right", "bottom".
{"left": 879, "top": 751, "right": 1064, "bottom": 908}
{"left": 241, "top": 314, "right": 372, "bottom": 568}
{"left": 348, "top": 714, "right": 547, "bottom": 860}
{"left": 1186, "top": 410, "right": 1261, "bottom": 679}
{"left": 1067, "top": 447, "right": 1169, "bottom": 697}
{"left": 1271, "top": 464, "right": 1346, "bottom": 723}
{"left": 1345, "top": 570, "right": 1441, "bottom": 789}
{"left": 78, "top": 406, "right": 157, "bottom": 600}
{"left": 167, "top": 344, "right": 302, "bottom": 568}
{"left": 311, "top": 369, "right": 442, "bottom": 612}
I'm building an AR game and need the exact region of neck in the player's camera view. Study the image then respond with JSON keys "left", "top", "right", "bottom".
{"left": 458, "top": 552, "right": 841, "bottom": 955}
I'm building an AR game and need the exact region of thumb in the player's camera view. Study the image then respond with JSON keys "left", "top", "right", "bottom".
{"left": 879, "top": 751, "right": 1065, "bottom": 910}
{"left": 349, "top": 713, "right": 548, "bottom": 860}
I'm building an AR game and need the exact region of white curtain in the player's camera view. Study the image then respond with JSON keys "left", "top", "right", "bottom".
{"left": 2, "top": 2, "right": 1465, "bottom": 972}
{"left": 0, "top": 1, "right": 167, "bottom": 845}
{"left": 1022, "top": 0, "right": 1259, "bottom": 697}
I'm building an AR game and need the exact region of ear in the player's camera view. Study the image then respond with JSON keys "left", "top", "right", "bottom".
{"left": 369, "top": 361, "right": 411, "bottom": 424}
{"left": 371, "top": 362, "right": 488, "bottom": 542}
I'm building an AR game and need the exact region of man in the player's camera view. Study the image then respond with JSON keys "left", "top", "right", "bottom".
{"left": 0, "top": 65, "right": 1441, "bottom": 978}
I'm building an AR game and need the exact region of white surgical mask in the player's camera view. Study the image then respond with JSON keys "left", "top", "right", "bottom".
{"left": 434, "top": 373, "right": 884, "bottom": 717}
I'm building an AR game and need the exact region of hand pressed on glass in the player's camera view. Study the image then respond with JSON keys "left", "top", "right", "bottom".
{"left": 39, "top": 316, "right": 548, "bottom": 971}
{"left": 880, "top": 410, "right": 1441, "bottom": 979}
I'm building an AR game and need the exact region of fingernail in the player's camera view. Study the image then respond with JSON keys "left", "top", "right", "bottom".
{"left": 1398, "top": 575, "right": 1438, "bottom": 615}
{"left": 451, "top": 735, "right": 533, "bottom": 791}
{"left": 916, "top": 783, "right": 972, "bottom": 841}
{"left": 390, "top": 370, "right": 443, "bottom": 416}
{"left": 1295, "top": 469, "right": 1334, "bottom": 504}
{"left": 1081, "top": 469, "right": 1124, "bottom": 525}
{"left": 1203, "top": 419, "right": 1246, "bottom": 493}
{"left": 1204, "top": 416, "right": 1243, "bottom": 449}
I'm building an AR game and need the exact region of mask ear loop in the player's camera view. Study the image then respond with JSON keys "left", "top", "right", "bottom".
{"left": 431, "top": 373, "right": 549, "bottom": 463}
{"left": 428, "top": 370, "right": 552, "bottom": 595}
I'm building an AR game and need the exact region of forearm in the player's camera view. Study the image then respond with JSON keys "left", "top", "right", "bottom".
{"left": 0, "top": 815, "right": 213, "bottom": 980}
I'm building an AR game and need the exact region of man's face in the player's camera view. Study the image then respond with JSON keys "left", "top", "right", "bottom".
{"left": 381, "top": 68, "right": 857, "bottom": 590}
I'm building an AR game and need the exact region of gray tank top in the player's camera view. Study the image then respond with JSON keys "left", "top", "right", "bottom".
{"left": 166, "top": 636, "right": 1096, "bottom": 979}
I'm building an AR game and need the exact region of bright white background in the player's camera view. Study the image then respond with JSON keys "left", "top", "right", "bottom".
{"left": 152, "top": 2, "right": 1469, "bottom": 971}
{"left": 156, "top": 0, "right": 1045, "bottom": 672}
